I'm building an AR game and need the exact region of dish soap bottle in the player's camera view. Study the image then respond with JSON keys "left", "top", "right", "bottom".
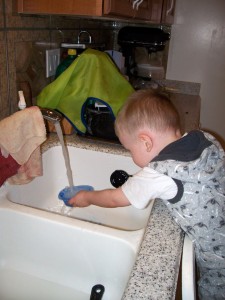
{"left": 55, "top": 49, "right": 77, "bottom": 79}
{"left": 18, "top": 90, "right": 26, "bottom": 110}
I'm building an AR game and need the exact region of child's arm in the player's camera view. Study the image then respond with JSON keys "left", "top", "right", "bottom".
{"left": 68, "top": 187, "right": 130, "bottom": 208}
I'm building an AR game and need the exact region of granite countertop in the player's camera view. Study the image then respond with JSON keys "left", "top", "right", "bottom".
{"left": 123, "top": 200, "right": 183, "bottom": 300}
{"left": 42, "top": 133, "right": 184, "bottom": 300}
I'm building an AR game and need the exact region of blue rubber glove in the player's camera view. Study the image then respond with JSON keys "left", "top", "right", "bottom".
{"left": 58, "top": 185, "right": 94, "bottom": 207}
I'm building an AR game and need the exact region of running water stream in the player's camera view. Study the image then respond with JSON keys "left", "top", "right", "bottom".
{"left": 53, "top": 121, "right": 93, "bottom": 211}
{"left": 49, "top": 121, "right": 74, "bottom": 214}
{"left": 54, "top": 121, "right": 74, "bottom": 188}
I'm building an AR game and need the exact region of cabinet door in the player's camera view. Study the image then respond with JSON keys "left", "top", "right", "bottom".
{"left": 161, "top": 0, "right": 176, "bottom": 24}
{"left": 104, "top": 0, "right": 163, "bottom": 22}
{"left": 17, "top": 0, "right": 103, "bottom": 16}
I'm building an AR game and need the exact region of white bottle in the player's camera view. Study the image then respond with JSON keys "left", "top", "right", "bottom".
{"left": 18, "top": 90, "right": 26, "bottom": 110}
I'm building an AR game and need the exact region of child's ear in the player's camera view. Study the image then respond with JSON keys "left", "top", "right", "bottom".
{"left": 139, "top": 134, "right": 152, "bottom": 152}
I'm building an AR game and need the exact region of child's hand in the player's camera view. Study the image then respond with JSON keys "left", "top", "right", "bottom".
{"left": 68, "top": 191, "right": 91, "bottom": 207}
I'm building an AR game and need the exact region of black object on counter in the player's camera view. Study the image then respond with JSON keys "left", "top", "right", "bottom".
{"left": 90, "top": 284, "right": 105, "bottom": 300}
{"left": 118, "top": 26, "right": 170, "bottom": 77}
{"left": 118, "top": 26, "right": 170, "bottom": 51}
{"left": 85, "top": 106, "right": 118, "bottom": 141}
{"left": 110, "top": 170, "right": 131, "bottom": 188}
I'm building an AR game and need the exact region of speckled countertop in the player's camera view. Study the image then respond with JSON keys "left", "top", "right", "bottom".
{"left": 122, "top": 200, "right": 183, "bottom": 300}
{"left": 42, "top": 133, "right": 184, "bottom": 300}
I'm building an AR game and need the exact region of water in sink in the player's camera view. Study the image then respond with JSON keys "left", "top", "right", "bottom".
{"left": 6, "top": 145, "right": 154, "bottom": 230}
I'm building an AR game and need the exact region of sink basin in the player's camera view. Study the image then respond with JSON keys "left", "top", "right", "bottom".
{"left": 0, "top": 145, "right": 154, "bottom": 299}
{"left": 6, "top": 145, "right": 154, "bottom": 230}
{"left": 0, "top": 197, "right": 144, "bottom": 300}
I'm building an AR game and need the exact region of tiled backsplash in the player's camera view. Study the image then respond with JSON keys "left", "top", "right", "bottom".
{"left": 0, "top": 0, "right": 170, "bottom": 121}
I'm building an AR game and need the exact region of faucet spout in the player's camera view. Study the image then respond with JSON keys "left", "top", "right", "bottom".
{"left": 40, "top": 108, "right": 62, "bottom": 123}
{"left": 77, "top": 30, "right": 92, "bottom": 44}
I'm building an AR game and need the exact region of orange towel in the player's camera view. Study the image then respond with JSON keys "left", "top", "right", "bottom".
{"left": 0, "top": 106, "right": 46, "bottom": 184}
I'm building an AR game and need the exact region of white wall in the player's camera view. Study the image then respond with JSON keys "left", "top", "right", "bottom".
{"left": 166, "top": 0, "right": 225, "bottom": 148}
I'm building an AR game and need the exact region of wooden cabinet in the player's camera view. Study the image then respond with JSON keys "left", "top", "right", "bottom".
{"left": 161, "top": 0, "right": 176, "bottom": 24}
{"left": 103, "top": 0, "right": 163, "bottom": 23}
{"left": 17, "top": 0, "right": 175, "bottom": 24}
{"left": 17, "top": 0, "right": 103, "bottom": 16}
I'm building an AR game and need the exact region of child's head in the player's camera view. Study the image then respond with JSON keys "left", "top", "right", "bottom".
{"left": 115, "top": 89, "right": 180, "bottom": 137}
{"left": 115, "top": 89, "right": 181, "bottom": 167}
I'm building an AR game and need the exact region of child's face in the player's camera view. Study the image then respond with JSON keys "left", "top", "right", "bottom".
{"left": 118, "top": 131, "right": 153, "bottom": 168}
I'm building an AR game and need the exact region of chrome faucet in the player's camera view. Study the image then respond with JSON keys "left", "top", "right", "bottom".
{"left": 77, "top": 30, "right": 92, "bottom": 44}
{"left": 40, "top": 108, "right": 62, "bottom": 123}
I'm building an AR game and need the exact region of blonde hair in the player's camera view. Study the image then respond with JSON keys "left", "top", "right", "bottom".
{"left": 115, "top": 89, "right": 181, "bottom": 136}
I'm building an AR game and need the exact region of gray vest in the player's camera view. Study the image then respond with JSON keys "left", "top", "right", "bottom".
{"left": 149, "top": 131, "right": 225, "bottom": 271}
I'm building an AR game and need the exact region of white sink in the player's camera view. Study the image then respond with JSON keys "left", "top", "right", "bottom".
{"left": 0, "top": 198, "right": 144, "bottom": 300}
{"left": 6, "top": 146, "right": 154, "bottom": 230}
{"left": 0, "top": 145, "right": 154, "bottom": 299}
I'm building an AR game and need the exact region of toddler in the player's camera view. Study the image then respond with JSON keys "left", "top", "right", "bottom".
{"left": 69, "top": 89, "right": 225, "bottom": 299}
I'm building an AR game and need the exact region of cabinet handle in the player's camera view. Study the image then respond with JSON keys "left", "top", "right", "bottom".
{"left": 136, "top": 0, "right": 143, "bottom": 10}
{"left": 166, "top": 0, "right": 174, "bottom": 15}
{"left": 132, "top": 0, "right": 143, "bottom": 10}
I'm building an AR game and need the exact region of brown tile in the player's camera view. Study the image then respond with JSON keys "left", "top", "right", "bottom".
{"left": 50, "top": 28, "right": 78, "bottom": 45}
{"left": 0, "top": 0, "right": 4, "bottom": 28}
{"left": 50, "top": 15, "right": 81, "bottom": 30}
{"left": 0, "top": 33, "right": 10, "bottom": 119}
{"left": 6, "top": 30, "right": 52, "bottom": 112}
{"left": 16, "top": 41, "right": 33, "bottom": 72}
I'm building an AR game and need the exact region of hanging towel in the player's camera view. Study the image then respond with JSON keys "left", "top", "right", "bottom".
{"left": 37, "top": 48, "right": 134, "bottom": 134}
{"left": 0, "top": 106, "right": 46, "bottom": 185}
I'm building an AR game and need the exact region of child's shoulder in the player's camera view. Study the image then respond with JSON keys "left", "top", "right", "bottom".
{"left": 200, "top": 130, "right": 224, "bottom": 153}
